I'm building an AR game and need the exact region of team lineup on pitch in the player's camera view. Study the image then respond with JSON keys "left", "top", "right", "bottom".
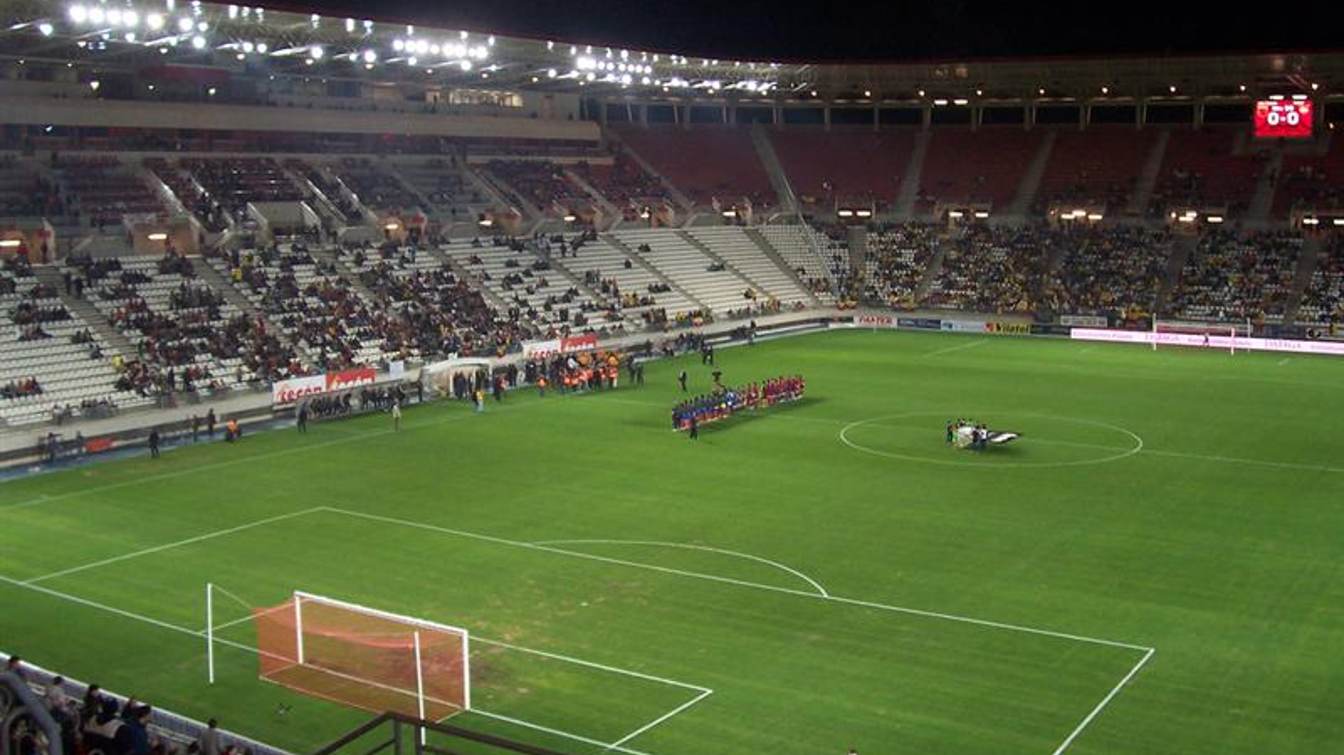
{"left": 3, "top": 329, "right": 1342, "bottom": 754}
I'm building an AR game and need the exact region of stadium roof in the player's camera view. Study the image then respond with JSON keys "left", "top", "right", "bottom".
{"left": 2, "top": 0, "right": 1342, "bottom": 104}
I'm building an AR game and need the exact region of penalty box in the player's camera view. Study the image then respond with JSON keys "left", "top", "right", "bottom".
{"left": 29, "top": 506, "right": 1152, "bottom": 754}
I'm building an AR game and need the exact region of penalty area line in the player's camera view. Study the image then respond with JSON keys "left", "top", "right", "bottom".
{"left": 1051, "top": 647, "right": 1156, "bottom": 755}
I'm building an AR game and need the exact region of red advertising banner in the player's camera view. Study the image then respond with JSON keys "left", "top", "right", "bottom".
{"left": 272, "top": 374, "right": 326, "bottom": 406}
{"left": 853, "top": 314, "right": 896, "bottom": 328}
{"left": 560, "top": 334, "right": 598, "bottom": 352}
{"left": 85, "top": 437, "right": 115, "bottom": 454}
{"left": 326, "top": 368, "right": 377, "bottom": 392}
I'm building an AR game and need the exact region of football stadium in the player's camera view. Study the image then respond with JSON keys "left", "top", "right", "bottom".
{"left": 0, "top": 2, "right": 1342, "bottom": 754}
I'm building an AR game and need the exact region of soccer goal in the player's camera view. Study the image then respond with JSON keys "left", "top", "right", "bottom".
{"left": 1151, "top": 318, "right": 1253, "bottom": 354}
{"left": 208, "top": 588, "right": 470, "bottom": 722}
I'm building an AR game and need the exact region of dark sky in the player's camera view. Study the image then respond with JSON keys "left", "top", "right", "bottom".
{"left": 275, "top": 0, "right": 1335, "bottom": 63}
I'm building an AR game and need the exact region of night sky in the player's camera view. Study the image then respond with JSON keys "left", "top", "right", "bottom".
{"left": 268, "top": 0, "right": 1334, "bottom": 63}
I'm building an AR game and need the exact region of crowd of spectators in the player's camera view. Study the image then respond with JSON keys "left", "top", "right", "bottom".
{"left": 923, "top": 225, "right": 1054, "bottom": 312}
{"left": 1166, "top": 230, "right": 1302, "bottom": 322}
{"left": 1037, "top": 227, "right": 1172, "bottom": 316}
{"left": 862, "top": 223, "right": 939, "bottom": 306}
{"left": 1298, "top": 233, "right": 1344, "bottom": 327}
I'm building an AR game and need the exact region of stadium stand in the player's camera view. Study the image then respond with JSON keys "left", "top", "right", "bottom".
{"left": 770, "top": 129, "right": 915, "bottom": 210}
{"left": 437, "top": 236, "right": 614, "bottom": 335}
{"left": 1273, "top": 140, "right": 1344, "bottom": 219}
{"left": 1, "top": 257, "right": 136, "bottom": 427}
{"left": 0, "top": 156, "right": 63, "bottom": 221}
{"left": 338, "top": 244, "right": 516, "bottom": 357}
{"left": 1166, "top": 230, "right": 1301, "bottom": 322}
{"left": 557, "top": 233, "right": 700, "bottom": 324}
{"left": 918, "top": 128, "right": 1042, "bottom": 211}
{"left": 615, "top": 128, "right": 775, "bottom": 209}
{"left": 330, "top": 159, "right": 421, "bottom": 215}
{"left": 395, "top": 157, "right": 485, "bottom": 221}
{"left": 55, "top": 156, "right": 169, "bottom": 229}
{"left": 923, "top": 224, "right": 1055, "bottom": 312}
{"left": 1037, "top": 127, "right": 1156, "bottom": 213}
{"left": 863, "top": 223, "right": 939, "bottom": 305}
{"left": 66, "top": 252, "right": 257, "bottom": 396}
{"left": 486, "top": 160, "right": 591, "bottom": 214}
{"left": 1295, "top": 233, "right": 1344, "bottom": 326}
{"left": 613, "top": 228, "right": 769, "bottom": 316}
{"left": 756, "top": 224, "right": 841, "bottom": 302}
{"left": 1150, "top": 128, "right": 1266, "bottom": 217}
{"left": 570, "top": 154, "right": 671, "bottom": 217}
{"left": 682, "top": 227, "right": 813, "bottom": 308}
{"left": 1037, "top": 227, "right": 1173, "bottom": 316}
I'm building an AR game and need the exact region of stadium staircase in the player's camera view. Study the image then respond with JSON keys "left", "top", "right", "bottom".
{"left": 1155, "top": 233, "right": 1198, "bottom": 313}
{"left": 745, "top": 227, "right": 825, "bottom": 307}
{"left": 474, "top": 164, "right": 544, "bottom": 223}
{"left": 284, "top": 165, "right": 348, "bottom": 233}
{"left": 680, "top": 227, "right": 812, "bottom": 307}
{"left": 1005, "top": 129, "right": 1056, "bottom": 216}
{"left": 31, "top": 265, "right": 135, "bottom": 358}
{"left": 894, "top": 130, "right": 932, "bottom": 219}
{"left": 311, "top": 246, "right": 380, "bottom": 303}
{"left": 749, "top": 124, "right": 797, "bottom": 214}
{"left": 1247, "top": 148, "right": 1283, "bottom": 223}
{"left": 604, "top": 233, "right": 709, "bottom": 310}
{"left": 604, "top": 129, "right": 696, "bottom": 214}
{"left": 423, "top": 245, "right": 513, "bottom": 312}
{"left": 374, "top": 161, "right": 438, "bottom": 219}
{"left": 562, "top": 167, "right": 622, "bottom": 225}
{"left": 1283, "top": 234, "right": 1325, "bottom": 325}
{"left": 1126, "top": 129, "right": 1171, "bottom": 216}
{"left": 912, "top": 232, "right": 951, "bottom": 302}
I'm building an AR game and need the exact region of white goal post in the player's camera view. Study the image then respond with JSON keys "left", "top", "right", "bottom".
{"left": 207, "top": 585, "right": 471, "bottom": 723}
{"left": 1151, "top": 317, "right": 1252, "bottom": 354}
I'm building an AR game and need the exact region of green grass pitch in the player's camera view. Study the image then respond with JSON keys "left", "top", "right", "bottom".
{"left": 2, "top": 329, "right": 1342, "bottom": 754}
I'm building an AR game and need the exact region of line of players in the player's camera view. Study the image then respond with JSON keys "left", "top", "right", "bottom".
{"left": 673, "top": 375, "right": 806, "bottom": 432}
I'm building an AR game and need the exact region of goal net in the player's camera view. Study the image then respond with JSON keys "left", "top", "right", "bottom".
{"left": 1151, "top": 318, "right": 1252, "bottom": 354}
{"left": 249, "top": 591, "right": 470, "bottom": 721}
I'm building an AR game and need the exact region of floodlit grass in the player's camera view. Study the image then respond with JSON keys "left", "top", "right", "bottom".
{"left": 3, "top": 329, "right": 1343, "bottom": 754}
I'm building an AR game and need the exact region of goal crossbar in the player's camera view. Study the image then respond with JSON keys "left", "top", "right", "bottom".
{"left": 228, "top": 588, "right": 472, "bottom": 719}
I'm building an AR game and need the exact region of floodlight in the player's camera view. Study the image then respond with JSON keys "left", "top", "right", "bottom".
{"left": 147, "top": 12, "right": 164, "bottom": 29}
{"left": 69, "top": 5, "right": 88, "bottom": 24}
{"left": 191, "top": 35, "right": 205, "bottom": 49}
{"left": 177, "top": 16, "right": 192, "bottom": 32}
{"left": 38, "top": 22, "right": 54, "bottom": 36}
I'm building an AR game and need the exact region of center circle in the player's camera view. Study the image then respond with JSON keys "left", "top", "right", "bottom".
{"left": 838, "top": 412, "right": 1144, "bottom": 469}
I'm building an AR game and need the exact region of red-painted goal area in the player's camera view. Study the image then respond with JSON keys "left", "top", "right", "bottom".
{"left": 253, "top": 595, "right": 468, "bottom": 720}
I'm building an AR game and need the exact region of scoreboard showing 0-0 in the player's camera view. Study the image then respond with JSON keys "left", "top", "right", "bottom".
{"left": 1254, "top": 99, "right": 1314, "bottom": 139}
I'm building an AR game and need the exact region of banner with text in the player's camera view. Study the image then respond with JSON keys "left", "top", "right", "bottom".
{"left": 271, "top": 374, "right": 327, "bottom": 406}
{"left": 940, "top": 319, "right": 986, "bottom": 333}
{"left": 1070, "top": 328, "right": 1344, "bottom": 356}
{"left": 326, "top": 368, "right": 377, "bottom": 393}
{"left": 985, "top": 321, "right": 1031, "bottom": 335}
{"left": 1060, "top": 314, "right": 1109, "bottom": 328}
{"left": 854, "top": 314, "right": 896, "bottom": 328}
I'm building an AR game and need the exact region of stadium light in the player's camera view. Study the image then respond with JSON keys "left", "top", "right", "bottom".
{"left": 1333, "top": 219, "right": 1344, "bottom": 226}
{"left": 837, "top": 209, "right": 854, "bottom": 218}
{"left": 362, "top": 49, "right": 376, "bottom": 63}
{"left": 948, "top": 210, "right": 964, "bottom": 218}
{"left": 547, "top": 68, "right": 556, "bottom": 78}
{"left": 563, "top": 214, "right": 577, "bottom": 222}
{"left": 974, "top": 211, "right": 990, "bottom": 219}
{"left": 1169, "top": 85, "right": 1177, "bottom": 93}
{"left": 976, "top": 88, "right": 983, "bottom": 96}
{"left": 953, "top": 98, "right": 969, "bottom": 105}
{"left": 191, "top": 35, "right": 205, "bottom": 49}
{"left": 88, "top": 79, "right": 99, "bottom": 91}
{"left": 1101, "top": 86, "right": 1109, "bottom": 94}
{"left": 917, "top": 89, "right": 925, "bottom": 97}
{"left": 147, "top": 232, "right": 168, "bottom": 241}
{"left": 933, "top": 99, "right": 948, "bottom": 106}
{"left": 863, "top": 90, "right": 871, "bottom": 98}
{"left": 1087, "top": 213, "right": 1103, "bottom": 221}
{"left": 177, "top": 17, "right": 193, "bottom": 32}
{"left": 0, "top": 239, "right": 21, "bottom": 248}
{"left": 68, "top": 5, "right": 87, "bottom": 23}
{"left": 309, "top": 45, "right": 324, "bottom": 59}
{"left": 1239, "top": 83, "right": 1247, "bottom": 92}
{"left": 1207, "top": 215, "right": 1224, "bottom": 224}
{"left": 1302, "top": 217, "right": 1320, "bottom": 225}
{"left": 147, "top": 12, "right": 164, "bottom": 29}
{"left": 855, "top": 209, "right": 873, "bottom": 218}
